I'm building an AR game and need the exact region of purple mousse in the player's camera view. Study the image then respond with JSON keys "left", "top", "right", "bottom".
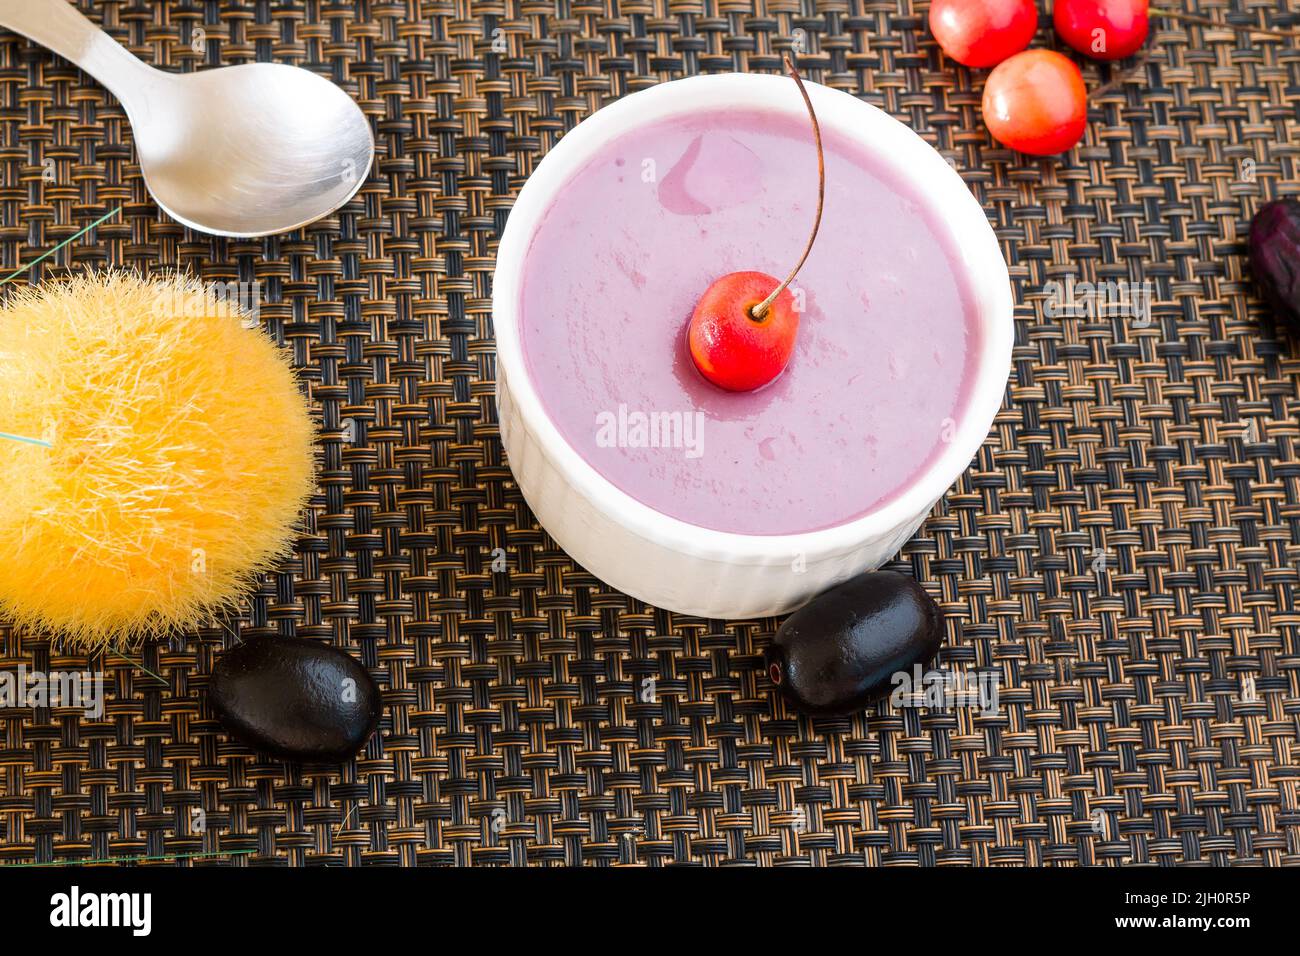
{"left": 518, "top": 106, "right": 980, "bottom": 535}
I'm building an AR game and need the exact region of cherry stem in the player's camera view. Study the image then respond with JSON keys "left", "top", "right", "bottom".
{"left": 751, "top": 54, "right": 825, "bottom": 322}
{"left": 1092, "top": 7, "right": 1298, "bottom": 100}
{"left": 1090, "top": 48, "right": 1159, "bottom": 98}
{"left": 1149, "top": 6, "right": 1300, "bottom": 38}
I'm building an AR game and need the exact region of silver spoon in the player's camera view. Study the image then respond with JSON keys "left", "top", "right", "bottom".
{"left": 0, "top": 0, "right": 374, "bottom": 237}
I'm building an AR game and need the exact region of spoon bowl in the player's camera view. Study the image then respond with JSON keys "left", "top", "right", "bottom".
{"left": 0, "top": 0, "right": 374, "bottom": 237}
{"left": 130, "top": 63, "right": 374, "bottom": 236}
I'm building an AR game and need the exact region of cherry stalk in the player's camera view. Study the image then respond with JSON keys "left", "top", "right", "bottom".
{"left": 752, "top": 56, "right": 826, "bottom": 321}
{"left": 1150, "top": 6, "right": 1300, "bottom": 38}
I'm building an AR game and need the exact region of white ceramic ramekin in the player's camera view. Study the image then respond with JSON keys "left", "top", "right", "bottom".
{"left": 493, "top": 73, "right": 1012, "bottom": 619}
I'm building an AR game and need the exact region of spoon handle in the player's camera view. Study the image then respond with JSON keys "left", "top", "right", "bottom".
{"left": 0, "top": 0, "right": 152, "bottom": 102}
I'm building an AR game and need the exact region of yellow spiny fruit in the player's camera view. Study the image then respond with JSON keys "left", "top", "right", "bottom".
{"left": 0, "top": 272, "right": 316, "bottom": 650}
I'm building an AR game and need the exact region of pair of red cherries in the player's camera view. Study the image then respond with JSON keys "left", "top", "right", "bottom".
{"left": 931, "top": 0, "right": 1150, "bottom": 154}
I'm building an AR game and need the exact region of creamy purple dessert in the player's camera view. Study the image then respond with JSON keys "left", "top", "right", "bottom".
{"left": 518, "top": 106, "right": 980, "bottom": 535}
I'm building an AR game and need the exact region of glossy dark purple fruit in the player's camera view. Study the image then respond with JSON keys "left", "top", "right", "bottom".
{"left": 765, "top": 571, "right": 942, "bottom": 715}
{"left": 1249, "top": 199, "right": 1300, "bottom": 326}
{"left": 207, "top": 636, "right": 381, "bottom": 762}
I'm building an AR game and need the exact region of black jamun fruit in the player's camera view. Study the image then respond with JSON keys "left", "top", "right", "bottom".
{"left": 1249, "top": 199, "right": 1300, "bottom": 327}
{"left": 765, "top": 571, "right": 943, "bottom": 715}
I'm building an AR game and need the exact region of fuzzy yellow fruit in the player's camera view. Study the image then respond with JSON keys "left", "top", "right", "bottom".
{"left": 0, "top": 273, "right": 316, "bottom": 650}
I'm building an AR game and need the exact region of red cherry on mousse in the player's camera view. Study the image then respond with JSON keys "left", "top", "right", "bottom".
{"left": 1054, "top": 0, "right": 1149, "bottom": 60}
{"left": 981, "top": 49, "right": 1087, "bottom": 155}
{"left": 929, "top": 0, "right": 1039, "bottom": 68}
{"left": 687, "top": 55, "right": 824, "bottom": 393}
{"left": 688, "top": 272, "right": 799, "bottom": 392}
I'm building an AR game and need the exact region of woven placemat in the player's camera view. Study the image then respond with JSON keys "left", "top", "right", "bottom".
{"left": 0, "top": 0, "right": 1298, "bottom": 866}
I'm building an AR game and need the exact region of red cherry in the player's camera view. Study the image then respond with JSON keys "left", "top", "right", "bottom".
{"left": 688, "top": 55, "right": 824, "bottom": 393}
{"left": 687, "top": 272, "right": 799, "bottom": 391}
{"left": 1054, "top": 0, "right": 1149, "bottom": 60}
{"left": 981, "top": 49, "right": 1087, "bottom": 155}
{"left": 929, "top": 0, "right": 1039, "bottom": 68}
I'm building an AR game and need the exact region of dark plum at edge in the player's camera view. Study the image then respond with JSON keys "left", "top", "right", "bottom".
{"left": 765, "top": 571, "right": 943, "bottom": 715}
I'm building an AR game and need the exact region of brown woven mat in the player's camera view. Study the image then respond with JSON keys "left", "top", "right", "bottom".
{"left": 1, "top": 0, "right": 1298, "bottom": 866}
